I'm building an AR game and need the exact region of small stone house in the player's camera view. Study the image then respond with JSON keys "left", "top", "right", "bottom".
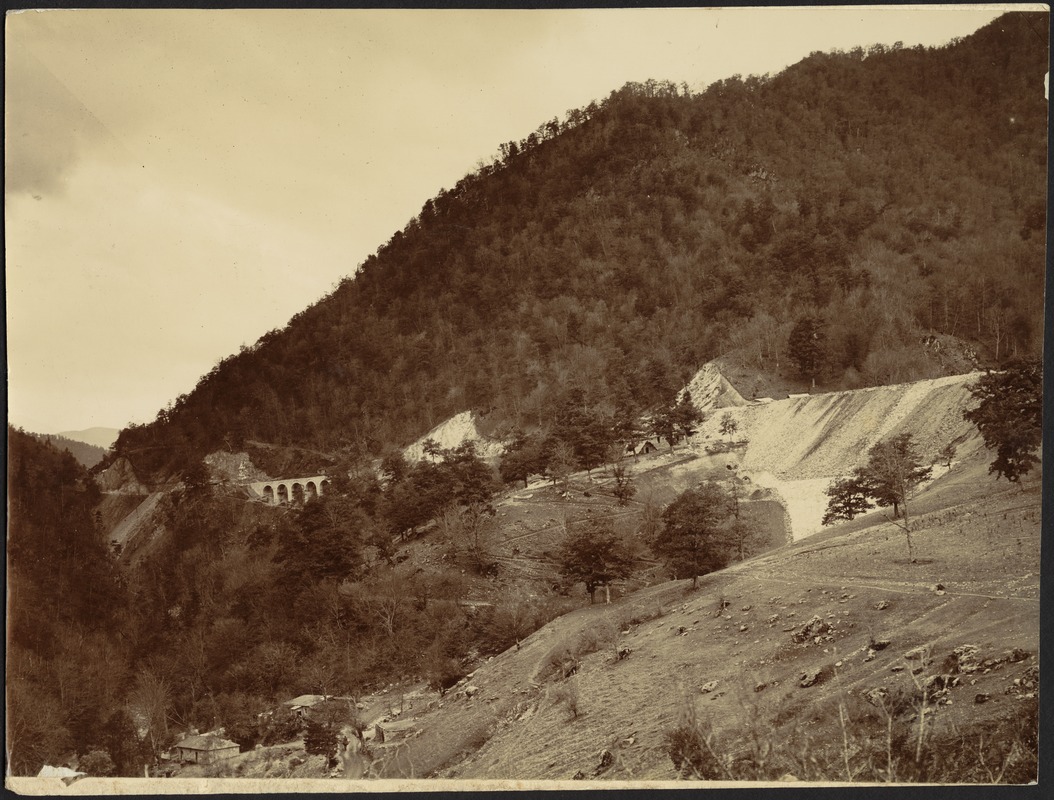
{"left": 283, "top": 694, "right": 327, "bottom": 718}
{"left": 172, "top": 734, "right": 240, "bottom": 764}
{"left": 374, "top": 719, "right": 418, "bottom": 744}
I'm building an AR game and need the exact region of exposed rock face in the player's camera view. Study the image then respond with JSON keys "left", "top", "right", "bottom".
{"left": 94, "top": 457, "right": 148, "bottom": 494}
{"left": 683, "top": 362, "right": 748, "bottom": 412}
{"left": 403, "top": 411, "right": 506, "bottom": 464}
{"left": 680, "top": 364, "right": 983, "bottom": 542}
{"left": 204, "top": 451, "right": 270, "bottom": 483}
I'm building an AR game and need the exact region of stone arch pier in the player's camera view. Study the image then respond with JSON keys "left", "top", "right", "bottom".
{"left": 248, "top": 475, "right": 330, "bottom": 505}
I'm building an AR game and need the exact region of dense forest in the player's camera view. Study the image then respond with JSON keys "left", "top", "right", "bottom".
{"left": 112, "top": 13, "right": 1047, "bottom": 481}
{"left": 8, "top": 428, "right": 137, "bottom": 775}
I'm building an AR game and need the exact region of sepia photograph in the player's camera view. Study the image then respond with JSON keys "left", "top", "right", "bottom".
{"left": 5, "top": 5, "right": 1047, "bottom": 792}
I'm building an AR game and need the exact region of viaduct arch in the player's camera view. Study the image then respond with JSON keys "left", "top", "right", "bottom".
{"left": 247, "top": 475, "right": 330, "bottom": 505}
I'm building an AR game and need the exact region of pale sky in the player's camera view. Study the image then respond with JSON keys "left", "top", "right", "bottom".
{"left": 6, "top": 7, "right": 1014, "bottom": 434}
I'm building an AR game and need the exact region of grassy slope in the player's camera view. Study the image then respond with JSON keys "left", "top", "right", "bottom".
{"left": 373, "top": 449, "right": 1040, "bottom": 782}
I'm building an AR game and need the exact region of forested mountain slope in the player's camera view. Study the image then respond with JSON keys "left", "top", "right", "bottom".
{"left": 114, "top": 12, "right": 1048, "bottom": 481}
{"left": 7, "top": 428, "right": 136, "bottom": 776}
{"left": 30, "top": 432, "right": 108, "bottom": 469}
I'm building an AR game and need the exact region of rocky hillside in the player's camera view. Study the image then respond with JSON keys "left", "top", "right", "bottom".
{"left": 437, "top": 457, "right": 1039, "bottom": 783}
{"left": 696, "top": 370, "right": 984, "bottom": 539}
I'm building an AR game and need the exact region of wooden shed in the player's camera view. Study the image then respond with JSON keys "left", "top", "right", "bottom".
{"left": 172, "top": 735, "right": 240, "bottom": 764}
{"left": 374, "top": 719, "right": 418, "bottom": 744}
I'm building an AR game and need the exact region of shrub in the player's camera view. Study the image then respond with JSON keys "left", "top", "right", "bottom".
{"left": 78, "top": 750, "right": 116, "bottom": 777}
{"left": 426, "top": 656, "right": 464, "bottom": 695}
{"left": 576, "top": 619, "right": 618, "bottom": 654}
{"left": 260, "top": 708, "right": 303, "bottom": 746}
{"left": 664, "top": 702, "right": 725, "bottom": 779}
{"left": 551, "top": 680, "right": 581, "bottom": 720}
{"left": 545, "top": 647, "right": 580, "bottom": 680}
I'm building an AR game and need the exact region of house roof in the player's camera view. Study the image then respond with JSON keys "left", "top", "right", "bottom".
{"left": 175, "top": 735, "right": 239, "bottom": 751}
{"left": 283, "top": 694, "right": 326, "bottom": 708}
{"left": 377, "top": 719, "right": 418, "bottom": 732}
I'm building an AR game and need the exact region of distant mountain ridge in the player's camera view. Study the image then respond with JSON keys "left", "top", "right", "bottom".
{"left": 112, "top": 12, "right": 1047, "bottom": 482}
{"left": 58, "top": 427, "right": 120, "bottom": 450}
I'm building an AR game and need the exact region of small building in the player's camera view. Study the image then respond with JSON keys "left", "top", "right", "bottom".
{"left": 374, "top": 718, "right": 418, "bottom": 744}
{"left": 283, "top": 694, "right": 327, "bottom": 717}
{"left": 626, "top": 440, "right": 659, "bottom": 456}
{"left": 172, "top": 735, "right": 240, "bottom": 765}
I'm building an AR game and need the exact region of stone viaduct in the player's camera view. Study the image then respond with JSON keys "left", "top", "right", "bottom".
{"left": 247, "top": 476, "right": 330, "bottom": 505}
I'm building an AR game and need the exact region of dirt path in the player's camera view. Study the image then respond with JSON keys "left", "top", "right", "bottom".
{"left": 500, "top": 508, "right": 640, "bottom": 545}
{"left": 742, "top": 572, "right": 1040, "bottom": 604}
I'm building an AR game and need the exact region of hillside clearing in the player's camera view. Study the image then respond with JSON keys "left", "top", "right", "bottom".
{"left": 376, "top": 461, "right": 1040, "bottom": 782}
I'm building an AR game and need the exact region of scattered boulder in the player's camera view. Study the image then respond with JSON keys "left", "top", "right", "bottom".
{"left": 870, "top": 637, "right": 892, "bottom": 651}
{"left": 903, "top": 646, "right": 929, "bottom": 662}
{"left": 799, "top": 666, "right": 831, "bottom": 688}
{"left": 864, "top": 688, "right": 888, "bottom": 707}
{"left": 1004, "top": 648, "right": 1031, "bottom": 664}
{"left": 875, "top": 600, "right": 890, "bottom": 611}
{"left": 464, "top": 685, "right": 480, "bottom": 698}
{"left": 956, "top": 647, "right": 1032, "bottom": 675}
{"left": 700, "top": 680, "right": 720, "bottom": 694}
{"left": 923, "top": 674, "right": 960, "bottom": 694}
{"left": 974, "top": 693, "right": 991, "bottom": 705}
{"left": 593, "top": 749, "right": 614, "bottom": 775}
{"left": 792, "top": 616, "right": 832, "bottom": 644}
{"left": 932, "top": 583, "right": 946, "bottom": 595}
{"left": 1006, "top": 665, "right": 1039, "bottom": 695}
{"left": 615, "top": 646, "right": 632, "bottom": 662}
{"left": 754, "top": 682, "right": 767, "bottom": 693}
{"left": 572, "top": 770, "right": 586, "bottom": 780}
{"left": 952, "top": 645, "right": 981, "bottom": 673}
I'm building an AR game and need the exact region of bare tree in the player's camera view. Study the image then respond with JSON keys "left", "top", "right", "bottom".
{"left": 442, "top": 502, "right": 498, "bottom": 574}
{"left": 128, "top": 669, "right": 172, "bottom": 763}
{"left": 547, "top": 441, "right": 577, "bottom": 495}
